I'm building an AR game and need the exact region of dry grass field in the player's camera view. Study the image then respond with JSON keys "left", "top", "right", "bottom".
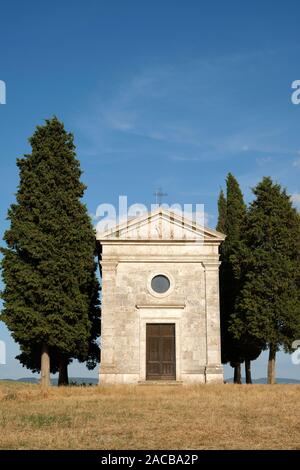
{"left": 0, "top": 381, "right": 299, "bottom": 450}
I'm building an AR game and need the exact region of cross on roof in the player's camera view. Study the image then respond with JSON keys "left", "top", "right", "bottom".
{"left": 153, "top": 188, "right": 168, "bottom": 206}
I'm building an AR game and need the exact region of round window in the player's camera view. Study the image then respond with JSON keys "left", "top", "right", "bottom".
{"left": 151, "top": 275, "right": 170, "bottom": 294}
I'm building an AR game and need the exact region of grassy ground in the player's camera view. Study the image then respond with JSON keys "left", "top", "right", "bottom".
{"left": 0, "top": 381, "right": 299, "bottom": 450}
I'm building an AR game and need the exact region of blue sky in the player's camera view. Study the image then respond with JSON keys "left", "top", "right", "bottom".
{"left": 0, "top": 0, "right": 300, "bottom": 380}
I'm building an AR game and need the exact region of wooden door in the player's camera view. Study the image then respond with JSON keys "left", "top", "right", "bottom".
{"left": 146, "top": 323, "right": 176, "bottom": 380}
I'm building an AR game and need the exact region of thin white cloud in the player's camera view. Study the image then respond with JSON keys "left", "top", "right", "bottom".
{"left": 74, "top": 51, "right": 300, "bottom": 166}
{"left": 293, "top": 158, "right": 300, "bottom": 168}
{"left": 169, "top": 155, "right": 200, "bottom": 162}
{"left": 256, "top": 156, "right": 272, "bottom": 166}
{"left": 291, "top": 193, "right": 300, "bottom": 208}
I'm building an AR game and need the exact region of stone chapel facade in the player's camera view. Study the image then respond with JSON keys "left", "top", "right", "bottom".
{"left": 97, "top": 208, "right": 225, "bottom": 384}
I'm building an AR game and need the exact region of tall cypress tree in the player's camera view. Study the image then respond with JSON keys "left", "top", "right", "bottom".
{"left": 0, "top": 117, "right": 100, "bottom": 387}
{"left": 216, "top": 189, "right": 226, "bottom": 233}
{"left": 218, "top": 174, "right": 247, "bottom": 383}
{"left": 230, "top": 177, "right": 300, "bottom": 384}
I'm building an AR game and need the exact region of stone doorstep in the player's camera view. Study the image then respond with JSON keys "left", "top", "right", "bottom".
{"left": 138, "top": 380, "right": 183, "bottom": 386}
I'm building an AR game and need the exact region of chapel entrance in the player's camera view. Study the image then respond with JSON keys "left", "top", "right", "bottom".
{"left": 146, "top": 323, "right": 176, "bottom": 380}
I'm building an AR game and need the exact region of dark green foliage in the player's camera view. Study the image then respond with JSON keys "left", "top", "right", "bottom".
{"left": 0, "top": 117, "right": 100, "bottom": 371}
{"left": 218, "top": 174, "right": 247, "bottom": 367}
{"left": 230, "top": 177, "right": 300, "bottom": 356}
{"left": 216, "top": 189, "right": 226, "bottom": 233}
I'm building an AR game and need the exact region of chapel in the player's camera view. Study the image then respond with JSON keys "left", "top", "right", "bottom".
{"left": 97, "top": 208, "right": 225, "bottom": 384}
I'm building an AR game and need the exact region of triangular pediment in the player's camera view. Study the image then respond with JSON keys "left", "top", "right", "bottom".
{"left": 96, "top": 208, "right": 225, "bottom": 243}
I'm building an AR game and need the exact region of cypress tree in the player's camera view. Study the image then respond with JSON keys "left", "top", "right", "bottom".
{"left": 230, "top": 177, "right": 300, "bottom": 384}
{"left": 218, "top": 174, "right": 247, "bottom": 383}
{"left": 216, "top": 189, "right": 226, "bottom": 233}
{"left": 0, "top": 117, "right": 100, "bottom": 387}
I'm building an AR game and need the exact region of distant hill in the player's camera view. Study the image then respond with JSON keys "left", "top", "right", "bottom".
{"left": 0, "top": 377, "right": 98, "bottom": 385}
{"left": 225, "top": 377, "right": 300, "bottom": 384}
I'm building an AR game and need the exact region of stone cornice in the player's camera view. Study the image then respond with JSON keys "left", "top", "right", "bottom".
{"left": 100, "top": 256, "right": 220, "bottom": 264}
{"left": 98, "top": 239, "right": 222, "bottom": 245}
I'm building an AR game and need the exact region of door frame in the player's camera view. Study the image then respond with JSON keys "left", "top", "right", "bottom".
{"left": 137, "top": 307, "right": 183, "bottom": 382}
